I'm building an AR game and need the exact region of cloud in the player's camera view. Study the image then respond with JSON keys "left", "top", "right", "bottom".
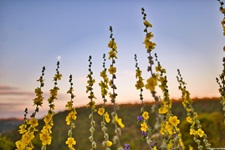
{"left": 0, "top": 85, "right": 19, "bottom": 91}
{"left": 0, "top": 85, "right": 33, "bottom": 96}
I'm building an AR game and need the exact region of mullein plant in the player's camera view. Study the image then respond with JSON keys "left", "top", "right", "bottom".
{"left": 217, "top": 0, "right": 225, "bottom": 36}
{"left": 216, "top": 0, "right": 225, "bottom": 123}
{"left": 154, "top": 54, "right": 184, "bottom": 149}
{"left": 140, "top": 8, "right": 162, "bottom": 149}
{"left": 65, "top": 75, "right": 77, "bottom": 150}
{"left": 86, "top": 56, "right": 97, "bottom": 149}
{"left": 108, "top": 26, "right": 125, "bottom": 150}
{"left": 177, "top": 69, "right": 211, "bottom": 150}
{"left": 141, "top": 7, "right": 160, "bottom": 127}
{"left": 97, "top": 53, "right": 113, "bottom": 149}
{"left": 40, "top": 61, "right": 62, "bottom": 150}
{"left": 15, "top": 66, "right": 45, "bottom": 150}
{"left": 140, "top": 8, "right": 184, "bottom": 149}
{"left": 134, "top": 54, "right": 156, "bottom": 149}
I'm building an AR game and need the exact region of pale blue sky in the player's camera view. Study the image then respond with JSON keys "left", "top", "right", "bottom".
{"left": 0, "top": 0, "right": 224, "bottom": 118}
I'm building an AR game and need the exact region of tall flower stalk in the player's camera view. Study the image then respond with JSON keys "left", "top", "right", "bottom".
{"left": 15, "top": 66, "right": 45, "bottom": 150}
{"left": 108, "top": 26, "right": 124, "bottom": 150}
{"left": 141, "top": 7, "right": 160, "bottom": 124}
{"left": 177, "top": 69, "right": 211, "bottom": 149}
{"left": 86, "top": 56, "right": 97, "bottom": 150}
{"left": 154, "top": 54, "right": 184, "bottom": 149}
{"left": 216, "top": 0, "right": 225, "bottom": 123}
{"left": 97, "top": 53, "right": 112, "bottom": 149}
{"left": 40, "top": 61, "right": 62, "bottom": 150}
{"left": 134, "top": 54, "right": 155, "bottom": 149}
{"left": 65, "top": 75, "right": 77, "bottom": 150}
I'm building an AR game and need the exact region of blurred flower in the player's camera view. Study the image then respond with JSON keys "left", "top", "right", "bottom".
{"left": 168, "top": 116, "right": 180, "bottom": 127}
{"left": 106, "top": 140, "right": 112, "bottom": 147}
{"left": 142, "top": 131, "right": 147, "bottom": 136}
{"left": 124, "top": 144, "right": 130, "bottom": 150}
{"left": 144, "top": 20, "right": 152, "bottom": 28}
{"left": 115, "top": 115, "right": 125, "bottom": 128}
{"left": 98, "top": 107, "right": 105, "bottom": 116}
{"left": 140, "top": 122, "right": 148, "bottom": 132}
{"left": 197, "top": 129, "right": 204, "bottom": 138}
{"left": 104, "top": 112, "right": 110, "bottom": 123}
{"left": 145, "top": 77, "right": 157, "bottom": 92}
{"left": 108, "top": 65, "right": 117, "bottom": 74}
{"left": 142, "top": 111, "right": 149, "bottom": 120}
{"left": 66, "top": 137, "right": 76, "bottom": 148}
{"left": 137, "top": 116, "right": 143, "bottom": 121}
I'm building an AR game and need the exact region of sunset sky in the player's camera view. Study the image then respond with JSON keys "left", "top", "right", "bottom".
{"left": 0, "top": 0, "right": 224, "bottom": 119}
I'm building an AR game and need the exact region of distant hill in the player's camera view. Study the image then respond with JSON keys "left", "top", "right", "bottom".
{"left": 2, "top": 98, "right": 225, "bottom": 149}
{"left": 0, "top": 118, "right": 23, "bottom": 134}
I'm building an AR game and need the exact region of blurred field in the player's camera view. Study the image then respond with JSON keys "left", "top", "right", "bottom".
{"left": 1, "top": 98, "right": 225, "bottom": 149}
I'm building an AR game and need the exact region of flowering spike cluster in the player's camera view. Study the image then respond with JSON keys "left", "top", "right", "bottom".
{"left": 134, "top": 54, "right": 155, "bottom": 148}
{"left": 65, "top": 75, "right": 77, "bottom": 150}
{"left": 141, "top": 8, "right": 159, "bottom": 108}
{"left": 177, "top": 69, "right": 211, "bottom": 149}
{"left": 97, "top": 54, "right": 112, "bottom": 149}
{"left": 216, "top": 57, "right": 225, "bottom": 122}
{"left": 86, "top": 56, "right": 97, "bottom": 150}
{"left": 141, "top": 8, "right": 164, "bottom": 149}
{"left": 217, "top": 0, "right": 225, "bottom": 35}
{"left": 154, "top": 54, "right": 184, "bottom": 149}
{"left": 108, "top": 26, "right": 124, "bottom": 150}
{"left": 40, "top": 61, "right": 61, "bottom": 149}
{"left": 15, "top": 66, "right": 45, "bottom": 150}
{"left": 216, "top": 0, "right": 225, "bottom": 123}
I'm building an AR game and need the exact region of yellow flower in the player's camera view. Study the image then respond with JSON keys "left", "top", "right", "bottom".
{"left": 197, "top": 129, "right": 204, "bottom": 138}
{"left": 104, "top": 112, "right": 110, "bottom": 123}
{"left": 28, "top": 118, "right": 38, "bottom": 128}
{"left": 108, "top": 40, "right": 117, "bottom": 50}
{"left": 98, "top": 107, "right": 105, "bottom": 116}
{"left": 66, "top": 137, "right": 76, "bottom": 148}
{"left": 135, "top": 69, "right": 142, "bottom": 78}
{"left": 144, "top": 20, "right": 152, "bottom": 28}
{"left": 44, "top": 114, "right": 52, "bottom": 124}
{"left": 15, "top": 140, "right": 25, "bottom": 150}
{"left": 100, "top": 70, "right": 107, "bottom": 78}
{"left": 186, "top": 116, "right": 193, "bottom": 123}
{"left": 66, "top": 115, "right": 71, "bottom": 125}
{"left": 168, "top": 116, "right": 180, "bottom": 127}
{"left": 18, "top": 124, "right": 27, "bottom": 134}
{"left": 106, "top": 140, "right": 112, "bottom": 147}
{"left": 167, "top": 140, "right": 173, "bottom": 149}
{"left": 145, "top": 32, "right": 154, "bottom": 40}
{"left": 142, "top": 111, "right": 149, "bottom": 120}
{"left": 71, "top": 111, "right": 77, "bottom": 121}
{"left": 189, "top": 145, "right": 194, "bottom": 150}
{"left": 159, "top": 106, "right": 168, "bottom": 114}
{"left": 40, "top": 130, "right": 52, "bottom": 146}
{"left": 145, "top": 77, "right": 157, "bottom": 92}
{"left": 220, "top": 8, "right": 225, "bottom": 13}
{"left": 54, "top": 73, "right": 62, "bottom": 80}
{"left": 33, "top": 96, "right": 44, "bottom": 106}
{"left": 144, "top": 40, "right": 156, "bottom": 52}
{"left": 135, "top": 78, "right": 144, "bottom": 90}
{"left": 190, "top": 128, "right": 196, "bottom": 135}
{"left": 153, "top": 146, "right": 157, "bottom": 150}
{"left": 165, "top": 121, "right": 173, "bottom": 135}
{"left": 108, "top": 65, "right": 117, "bottom": 74}
{"left": 115, "top": 115, "right": 125, "bottom": 128}
{"left": 140, "top": 122, "right": 148, "bottom": 132}
{"left": 65, "top": 101, "right": 73, "bottom": 110}
{"left": 108, "top": 50, "right": 117, "bottom": 59}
